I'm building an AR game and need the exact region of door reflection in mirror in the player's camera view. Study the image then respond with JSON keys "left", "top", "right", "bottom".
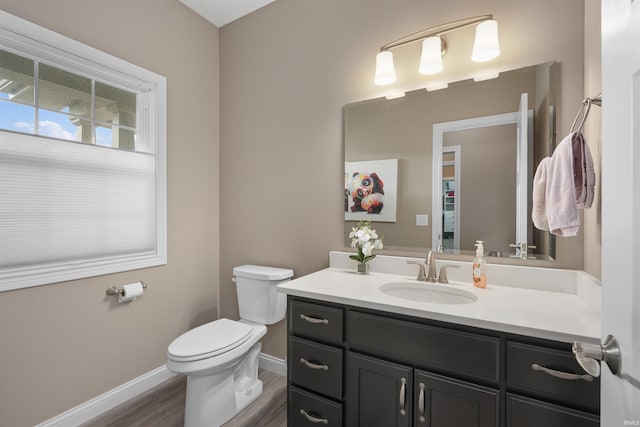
{"left": 441, "top": 147, "right": 460, "bottom": 251}
{"left": 437, "top": 122, "right": 518, "bottom": 254}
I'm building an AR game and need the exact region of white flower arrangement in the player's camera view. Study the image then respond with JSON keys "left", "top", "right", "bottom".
{"left": 349, "top": 220, "right": 383, "bottom": 264}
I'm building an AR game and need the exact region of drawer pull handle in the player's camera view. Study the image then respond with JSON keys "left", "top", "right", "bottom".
{"left": 399, "top": 377, "right": 407, "bottom": 416}
{"left": 300, "top": 409, "right": 329, "bottom": 424}
{"left": 531, "top": 363, "right": 594, "bottom": 382}
{"left": 300, "top": 358, "right": 329, "bottom": 370}
{"left": 300, "top": 314, "right": 329, "bottom": 324}
{"left": 418, "top": 382, "right": 426, "bottom": 423}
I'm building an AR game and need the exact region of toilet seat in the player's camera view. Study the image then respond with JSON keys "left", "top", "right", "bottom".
{"left": 167, "top": 318, "right": 253, "bottom": 362}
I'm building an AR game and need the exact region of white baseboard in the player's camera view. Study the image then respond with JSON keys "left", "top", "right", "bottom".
{"left": 37, "top": 353, "right": 287, "bottom": 426}
{"left": 258, "top": 353, "right": 287, "bottom": 376}
{"left": 35, "top": 365, "right": 176, "bottom": 427}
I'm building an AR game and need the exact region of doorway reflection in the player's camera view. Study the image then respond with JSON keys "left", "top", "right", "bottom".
{"left": 442, "top": 148, "right": 459, "bottom": 250}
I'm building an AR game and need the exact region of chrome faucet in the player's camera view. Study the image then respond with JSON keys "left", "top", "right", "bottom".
{"left": 425, "top": 250, "right": 437, "bottom": 282}
{"left": 407, "top": 250, "right": 437, "bottom": 282}
{"left": 408, "top": 251, "right": 462, "bottom": 284}
{"left": 509, "top": 242, "right": 537, "bottom": 259}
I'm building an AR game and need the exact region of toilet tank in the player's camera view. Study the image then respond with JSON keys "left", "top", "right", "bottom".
{"left": 233, "top": 265, "right": 293, "bottom": 325}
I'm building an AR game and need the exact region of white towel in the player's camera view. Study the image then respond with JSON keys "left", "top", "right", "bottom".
{"left": 532, "top": 157, "right": 550, "bottom": 231}
{"left": 531, "top": 132, "right": 595, "bottom": 236}
{"left": 546, "top": 135, "right": 579, "bottom": 236}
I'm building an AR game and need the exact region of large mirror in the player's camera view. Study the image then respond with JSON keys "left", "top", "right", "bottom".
{"left": 344, "top": 62, "right": 557, "bottom": 260}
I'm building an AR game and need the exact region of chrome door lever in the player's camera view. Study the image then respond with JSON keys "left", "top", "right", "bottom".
{"left": 572, "top": 334, "right": 621, "bottom": 377}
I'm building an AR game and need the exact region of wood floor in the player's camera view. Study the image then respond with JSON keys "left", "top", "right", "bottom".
{"left": 81, "top": 369, "right": 287, "bottom": 427}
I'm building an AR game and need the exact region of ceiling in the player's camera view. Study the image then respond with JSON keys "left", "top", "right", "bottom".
{"left": 179, "top": 0, "right": 277, "bottom": 27}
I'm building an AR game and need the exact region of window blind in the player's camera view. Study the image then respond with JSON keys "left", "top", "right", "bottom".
{"left": 0, "top": 131, "right": 156, "bottom": 282}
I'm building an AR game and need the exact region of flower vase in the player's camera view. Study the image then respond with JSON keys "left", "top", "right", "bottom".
{"left": 357, "top": 262, "right": 369, "bottom": 274}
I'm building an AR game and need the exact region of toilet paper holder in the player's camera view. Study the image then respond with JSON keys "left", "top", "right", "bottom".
{"left": 105, "top": 281, "right": 148, "bottom": 297}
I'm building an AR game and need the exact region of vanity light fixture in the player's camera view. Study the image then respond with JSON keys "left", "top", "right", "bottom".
{"left": 374, "top": 15, "right": 500, "bottom": 86}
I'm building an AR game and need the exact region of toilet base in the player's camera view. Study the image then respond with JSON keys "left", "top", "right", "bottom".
{"left": 235, "top": 377, "right": 263, "bottom": 414}
{"left": 183, "top": 341, "right": 263, "bottom": 427}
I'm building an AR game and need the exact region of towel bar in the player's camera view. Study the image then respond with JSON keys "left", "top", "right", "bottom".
{"left": 570, "top": 94, "right": 602, "bottom": 133}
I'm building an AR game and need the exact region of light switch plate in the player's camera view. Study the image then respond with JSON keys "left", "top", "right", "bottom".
{"left": 416, "top": 214, "right": 428, "bottom": 226}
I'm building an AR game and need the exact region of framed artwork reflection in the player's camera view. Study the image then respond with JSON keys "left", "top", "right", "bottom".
{"left": 344, "top": 158, "right": 398, "bottom": 222}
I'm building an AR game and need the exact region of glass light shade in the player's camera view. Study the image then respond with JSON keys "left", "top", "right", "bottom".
{"left": 374, "top": 51, "right": 396, "bottom": 85}
{"left": 419, "top": 36, "right": 444, "bottom": 75}
{"left": 471, "top": 20, "right": 500, "bottom": 62}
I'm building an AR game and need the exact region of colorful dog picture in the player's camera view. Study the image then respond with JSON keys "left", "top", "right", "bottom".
{"left": 350, "top": 172, "right": 385, "bottom": 213}
{"left": 345, "top": 159, "right": 398, "bottom": 222}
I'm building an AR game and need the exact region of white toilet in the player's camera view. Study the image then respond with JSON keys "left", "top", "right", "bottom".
{"left": 166, "top": 265, "right": 293, "bottom": 427}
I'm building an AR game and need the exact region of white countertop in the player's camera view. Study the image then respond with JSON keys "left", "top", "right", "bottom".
{"left": 277, "top": 266, "right": 602, "bottom": 344}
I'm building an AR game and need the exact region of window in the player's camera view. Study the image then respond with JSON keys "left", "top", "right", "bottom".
{"left": 0, "top": 11, "right": 167, "bottom": 291}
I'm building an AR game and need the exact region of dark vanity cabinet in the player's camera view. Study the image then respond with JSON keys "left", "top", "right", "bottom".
{"left": 287, "top": 296, "right": 600, "bottom": 427}
{"left": 346, "top": 353, "right": 499, "bottom": 427}
{"left": 345, "top": 310, "right": 500, "bottom": 427}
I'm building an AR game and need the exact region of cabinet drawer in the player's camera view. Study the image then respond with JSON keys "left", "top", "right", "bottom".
{"left": 506, "top": 341, "right": 600, "bottom": 411}
{"left": 347, "top": 310, "right": 500, "bottom": 384}
{"left": 289, "top": 336, "right": 343, "bottom": 400}
{"left": 506, "top": 393, "right": 599, "bottom": 427}
{"left": 289, "top": 386, "right": 342, "bottom": 427}
{"left": 290, "top": 300, "right": 343, "bottom": 345}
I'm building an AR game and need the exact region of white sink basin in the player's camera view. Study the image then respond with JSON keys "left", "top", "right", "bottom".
{"left": 379, "top": 281, "right": 478, "bottom": 305}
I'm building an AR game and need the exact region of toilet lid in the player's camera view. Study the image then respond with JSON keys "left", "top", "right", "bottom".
{"left": 167, "top": 319, "right": 253, "bottom": 362}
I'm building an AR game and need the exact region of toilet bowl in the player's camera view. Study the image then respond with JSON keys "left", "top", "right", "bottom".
{"left": 166, "top": 265, "right": 293, "bottom": 427}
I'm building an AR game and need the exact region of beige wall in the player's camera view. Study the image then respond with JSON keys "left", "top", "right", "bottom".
{"left": 0, "top": 1, "right": 220, "bottom": 426}
{"left": 220, "top": 0, "right": 591, "bottom": 361}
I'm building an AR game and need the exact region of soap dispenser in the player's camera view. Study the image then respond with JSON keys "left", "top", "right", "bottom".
{"left": 473, "top": 240, "right": 487, "bottom": 288}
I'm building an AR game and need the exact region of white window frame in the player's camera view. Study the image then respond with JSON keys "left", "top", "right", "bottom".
{"left": 0, "top": 11, "right": 167, "bottom": 291}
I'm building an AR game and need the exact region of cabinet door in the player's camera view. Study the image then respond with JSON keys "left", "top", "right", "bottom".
{"left": 346, "top": 352, "right": 413, "bottom": 427}
{"left": 414, "top": 370, "right": 499, "bottom": 427}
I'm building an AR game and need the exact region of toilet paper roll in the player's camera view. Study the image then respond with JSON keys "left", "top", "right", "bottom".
{"left": 118, "top": 281, "right": 144, "bottom": 303}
